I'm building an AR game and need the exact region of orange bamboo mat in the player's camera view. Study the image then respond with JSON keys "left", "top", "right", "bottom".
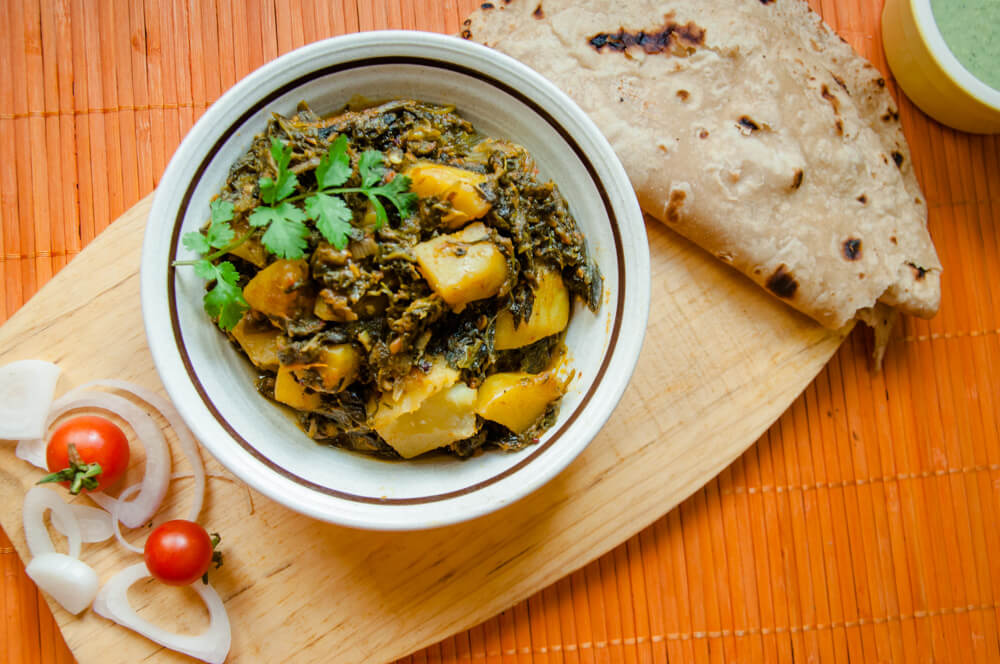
{"left": 2, "top": 1, "right": 999, "bottom": 662}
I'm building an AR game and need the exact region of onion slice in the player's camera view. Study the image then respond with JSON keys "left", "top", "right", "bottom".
{"left": 25, "top": 552, "right": 99, "bottom": 615}
{"left": 93, "top": 563, "right": 231, "bottom": 664}
{"left": 79, "top": 380, "right": 205, "bottom": 522}
{"left": 0, "top": 360, "right": 61, "bottom": 440}
{"left": 52, "top": 504, "right": 114, "bottom": 543}
{"left": 42, "top": 388, "right": 172, "bottom": 528}
{"left": 23, "top": 486, "right": 82, "bottom": 559}
{"left": 110, "top": 484, "right": 145, "bottom": 554}
{"left": 15, "top": 436, "right": 48, "bottom": 469}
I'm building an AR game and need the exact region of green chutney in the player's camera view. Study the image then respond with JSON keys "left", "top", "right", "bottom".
{"left": 930, "top": 0, "right": 1000, "bottom": 91}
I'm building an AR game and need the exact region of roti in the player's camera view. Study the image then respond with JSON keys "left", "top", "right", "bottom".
{"left": 463, "top": 0, "right": 941, "bottom": 331}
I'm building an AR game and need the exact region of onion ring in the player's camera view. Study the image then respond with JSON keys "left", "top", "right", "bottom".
{"left": 51, "top": 504, "right": 114, "bottom": 543}
{"left": 45, "top": 389, "right": 171, "bottom": 528}
{"left": 93, "top": 563, "right": 231, "bottom": 664}
{"left": 110, "top": 484, "right": 145, "bottom": 554}
{"left": 79, "top": 380, "right": 206, "bottom": 522}
{"left": 22, "top": 486, "right": 82, "bottom": 559}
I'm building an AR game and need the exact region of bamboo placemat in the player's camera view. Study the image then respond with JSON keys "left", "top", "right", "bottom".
{"left": 2, "top": 1, "right": 999, "bottom": 662}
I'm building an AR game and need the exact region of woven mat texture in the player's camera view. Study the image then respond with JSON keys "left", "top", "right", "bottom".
{"left": 3, "top": 1, "right": 1000, "bottom": 662}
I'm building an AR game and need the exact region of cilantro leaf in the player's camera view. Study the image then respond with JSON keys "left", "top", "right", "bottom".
{"left": 196, "top": 260, "right": 248, "bottom": 331}
{"left": 316, "top": 135, "right": 351, "bottom": 190}
{"left": 210, "top": 199, "right": 235, "bottom": 225}
{"left": 249, "top": 202, "right": 309, "bottom": 258}
{"left": 206, "top": 219, "right": 235, "bottom": 249}
{"left": 306, "top": 192, "right": 353, "bottom": 250}
{"left": 259, "top": 138, "right": 299, "bottom": 204}
{"left": 358, "top": 150, "right": 386, "bottom": 188}
{"left": 182, "top": 231, "right": 211, "bottom": 255}
{"left": 367, "top": 174, "right": 418, "bottom": 228}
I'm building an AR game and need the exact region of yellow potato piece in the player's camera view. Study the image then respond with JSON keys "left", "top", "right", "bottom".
{"left": 476, "top": 371, "right": 564, "bottom": 434}
{"left": 243, "top": 259, "right": 313, "bottom": 320}
{"left": 405, "top": 162, "right": 491, "bottom": 226}
{"left": 274, "top": 365, "right": 323, "bottom": 412}
{"left": 494, "top": 267, "right": 570, "bottom": 350}
{"left": 294, "top": 344, "right": 361, "bottom": 393}
{"left": 413, "top": 223, "right": 508, "bottom": 311}
{"left": 230, "top": 315, "right": 282, "bottom": 372}
{"left": 376, "top": 383, "right": 478, "bottom": 459}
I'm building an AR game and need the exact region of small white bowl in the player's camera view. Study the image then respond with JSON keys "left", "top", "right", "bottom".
{"left": 141, "top": 31, "right": 649, "bottom": 530}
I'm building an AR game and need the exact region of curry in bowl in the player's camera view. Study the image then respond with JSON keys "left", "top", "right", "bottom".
{"left": 178, "top": 100, "right": 601, "bottom": 460}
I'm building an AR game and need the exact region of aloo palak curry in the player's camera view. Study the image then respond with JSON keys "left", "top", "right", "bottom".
{"left": 178, "top": 100, "right": 601, "bottom": 459}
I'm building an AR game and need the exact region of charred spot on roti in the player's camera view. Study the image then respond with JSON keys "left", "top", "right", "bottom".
{"left": 766, "top": 265, "right": 798, "bottom": 298}
{"left": 835, "top": 119, "right": 844, "bottom": 135}
{"left": 842, "top": 238, "right": 862, "bottom": 260}
{"left": 481, "top": 2, "right": 494, "bottom": 9}
{"left": 892, "top": 151, "right": 904, "bottom": 168}
{"left": 760, "top": 0, "right": 775, "bottom": 4}
{"left": 461, "top": 28, "right": 473, "bottom": 39}
{"left": 791, "top": 169, "right": 804, "bottom": 189}
{"left": 821, "top": 84, "right": 840, "bottom": 114}
{"left": 665, "top": 189, "right": 686, "bottom": 222}
{"left": 882, "top": 108, "right": 900, "bottom": 122}
{"left": 832, "top": 73, "right": 848, "bottom": 92}
{"left": 587, "top": 16, "right": 706, "bottom": 56}
{"left": 699, "top": 129, "right": 709, "bottom": 139}
{"left": 876, "top": 77, "right": 887, "bottom": 87}
{"left": 738, "top": 116, "right": 760, "bottom": 132}
{"left": 857, "top": 194, "right": 868, "bottom": 204}
{"left": 891, "top": 236, "right": 898, "bottom": 245}
{"left": 533, "top": 3, "right": 544, "bottom": 18}
{"left": 908, "top": 262, "right": 928, "bottom": 280}
{"left": 676, "top": 89, "right": 690, "bottom": 101}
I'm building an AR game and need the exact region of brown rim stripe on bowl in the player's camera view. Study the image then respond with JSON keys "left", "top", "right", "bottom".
{"left": 167, "top": 56, "right": 626, "bottom": 505}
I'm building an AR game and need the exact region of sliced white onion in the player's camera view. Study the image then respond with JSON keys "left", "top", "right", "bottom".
{"left": 93, "top": 563, "right": 231, "bottom": 664}
{"left": 41, "top": 388, "right": 172, "bottom": 528}
{"left": 16, "top": 436, "right": 48, "bottom": 469}
{"left": 110, "top": 484, "right": 145, "bottom": 554}
{"left": 23, "top": 486, "right": 82, "bottom": 559}
{"left": 52, "top": 504, "right": 114, "bottom": 543}
{"left": 78, "top": 380, "right": 205, "bottom": 522}
{"left": 0, "top": 360, "right": 61, "bottom": 440}
{"left": 25, "top": 552, "right": 99, "bottom": 615}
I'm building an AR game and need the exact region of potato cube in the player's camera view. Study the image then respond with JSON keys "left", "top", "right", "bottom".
{"left": 274, "top": 365, "right": 323, "bottom": 412}
{"left": 404, "top": 162, "right": 491, "bottom": 226}
{"left": 243, "top": 259, "right": 314, "bottom": 320}
{"left": 230, "top": 315, "right": 282, "bottom": 371}
{"left": 294, "top": 344, "right": 361, "bottom": 393}
{"left": 370, "top": 360, "right": 477, "bottom": 458}
{"left": 494, "top": 267, "right": 570, "bottom": 350}
{"left": 376, "top": 383, "right": 478, "bottom": 459}
{"left": 413, "top": 223, "right": 508, "bottom": 311}
{"left": 476, "top": 370, "right": 564, "bottom": 434}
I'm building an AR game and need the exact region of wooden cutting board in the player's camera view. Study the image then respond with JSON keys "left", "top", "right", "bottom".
{"left": 0, "top": 194, "right": 844, "bottom": 663}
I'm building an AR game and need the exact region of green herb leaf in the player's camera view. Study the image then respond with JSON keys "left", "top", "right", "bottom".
{"left": 259, "top": 138, "right": 299, "bottom": 204}
{"left": 358, "top": 150, "right": 386, "bottom": 188}
{"left": 201, "top": 261, "right": 248, "bottom": 331}
{"left": 306, "top": 192, "right": 353, "bottom": 249}
{"left": 250, "top": 202, "right": 309, "bottom": 258}
{"left": 210, "top": 199, "right": 235, "bottom": 225}
{"left": 367, "top": 174, "right": 417, "bottom": 228}
{"left": 182, "top": 231, "right": 211, "bottom": 255}
{"left": 193, "top": 258, "right": 217, "bottom": 281}
{"left": 316, "top": 135, "right": 351, "bottom": 190}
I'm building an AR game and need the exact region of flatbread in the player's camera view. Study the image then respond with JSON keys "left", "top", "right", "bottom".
{"left": 463, "top": 0, "right": 941, "bottom": 330}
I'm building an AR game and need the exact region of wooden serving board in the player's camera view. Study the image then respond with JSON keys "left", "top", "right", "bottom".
{"left": 0, "top": 194, "right": 844, "bottom": 664}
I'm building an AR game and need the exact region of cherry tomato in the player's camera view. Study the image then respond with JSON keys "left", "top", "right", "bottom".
{"left": 144, "top": 520, "right": 215, "bottom": 586}
{"left": 44, "top": 415, "right": 130, "bottom": 493}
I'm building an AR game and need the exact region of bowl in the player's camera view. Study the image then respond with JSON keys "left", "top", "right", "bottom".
{"left": 141, "top": 31, "right": 649, "bottom": 530}
{"left": 882, "top": 0, "right": 1000, "bottom": 134}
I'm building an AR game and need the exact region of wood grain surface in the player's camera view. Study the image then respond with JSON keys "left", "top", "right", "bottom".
{"left": 2, "top": 1, "right": 999, "bottom": 663}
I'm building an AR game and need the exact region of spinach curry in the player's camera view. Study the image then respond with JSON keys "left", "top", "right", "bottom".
{"left": 184, "top": 100, "right": 602, "bottom": 460}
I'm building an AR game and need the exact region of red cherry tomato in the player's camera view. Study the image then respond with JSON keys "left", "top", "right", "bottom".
{"left": 44, "top": 415, "right": 130, "bottom": 493}
{"left": 144, "top": 520, "right": 215, "bottom": 586}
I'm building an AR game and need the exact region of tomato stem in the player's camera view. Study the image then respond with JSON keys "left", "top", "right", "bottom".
{"left": 37, "top": 443, "right": 104, "bottom": 495}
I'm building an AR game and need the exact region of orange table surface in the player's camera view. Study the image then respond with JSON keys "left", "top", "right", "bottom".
{"left": 3, "top": 1, "right": 1000, "bottom": 663}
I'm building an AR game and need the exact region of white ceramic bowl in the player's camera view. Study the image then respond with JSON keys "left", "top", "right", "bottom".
{"left": 142, "top": 31, "right": 649, "bottom": 530}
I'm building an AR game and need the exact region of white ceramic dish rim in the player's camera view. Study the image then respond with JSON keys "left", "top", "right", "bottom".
{"left": 911, "top": 0, "right": 1000, "bottom": 108}
{"left": 141, "top": 31, "right": 649, "bottom": 530}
